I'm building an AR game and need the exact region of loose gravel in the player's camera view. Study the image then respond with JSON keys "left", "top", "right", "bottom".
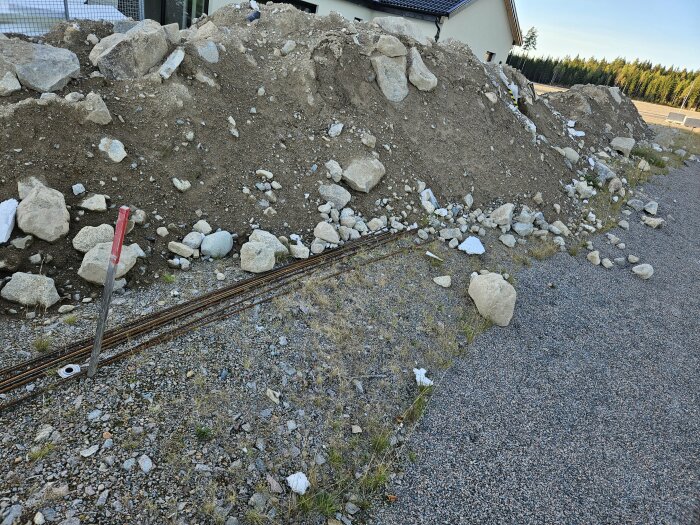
{"left": 371, "top": 162, "right": 700, "bottom": 524}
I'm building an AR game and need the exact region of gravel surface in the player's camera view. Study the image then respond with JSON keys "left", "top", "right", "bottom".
{"left": 372, "top": 162, "right": 700, "bottom": 524}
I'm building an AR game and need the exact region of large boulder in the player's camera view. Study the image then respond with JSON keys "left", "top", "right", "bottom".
{"left": 16, "top": 185, "right": 70, "bottom": 242}
{"left": 374, "top": 16, "right": 431, "bottom": 46}
{"left": 91, "top": 20, "right": 169, "bottom": 79}
{"left": 1, "top": 272, "right": 60, "bottom": 308}
{"left": 249, "top": 230, "right": 289, "bottom": 257}
{"left": 408, "top": 48, "right": 437, "bottom": 91}
{"left": 240, "top": 241, "right": 275, "bottom": 273}
{"left": 370, "top": 55, "right": 408, "bottom": 102}
{"left": 468, "top": 273, "right": 517, "bottom": 327}
{"left": 318, "top": 184, "right": 351, "bottom": 209}
{"left": 0, "top": 40, "right": 80, "bottom": 92}
{"left": 200, "top": 231, "right": 233, "bottom": 258}
{"left": 610, "top": 136, "right": 635, "bottom": 157}
{"left": 313, "top": 222, "right": 340, "bottom": 244}
{"left": 78, "top": 242, "right": 137, "bottom": 285}
{"left": 72, "top": 224, "right": 114, "bottom": 253}
{"left": 342, "top": 158, "right": 386, "bottom": 193}
{"left": 489, "top": 203, "right": 515, "bottom": 226}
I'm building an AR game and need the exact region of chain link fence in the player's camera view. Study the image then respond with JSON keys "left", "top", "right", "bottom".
{"left": 0, "top": 0, "right": 144, "bottom": 36}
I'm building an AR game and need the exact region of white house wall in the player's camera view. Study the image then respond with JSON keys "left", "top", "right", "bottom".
{"left": 207, "top": 0, "right": 513, "bottom": 62}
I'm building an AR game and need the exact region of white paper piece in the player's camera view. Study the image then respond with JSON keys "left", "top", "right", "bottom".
{"left": 0, "top": 198, "right": 18, "bottom": 244}
{"left": 413, "top": 368, "right": 434, "bottom": 387}
{"left": 286, "top": 472, "right": 310, "bottom": 495}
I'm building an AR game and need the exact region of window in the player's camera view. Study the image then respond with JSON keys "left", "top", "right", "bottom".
{"left": 484, "top": 51, "right": 495, "bottom": 63}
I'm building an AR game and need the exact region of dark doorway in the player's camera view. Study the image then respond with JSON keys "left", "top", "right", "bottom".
{"left": 145, "top": 0, "right": 208, "bottom": 28}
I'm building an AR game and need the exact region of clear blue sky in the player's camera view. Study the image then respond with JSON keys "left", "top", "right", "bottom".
{"left": 515, "top": 0, "right": 700, "bottom": 71}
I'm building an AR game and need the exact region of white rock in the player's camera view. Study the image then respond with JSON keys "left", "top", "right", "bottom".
{"left": 376, "top": 35, "right": 406, "bottom": 57}
{"left": 370, "top": 54, "right": 408, "bottom": 102}
{"left": 72, "top": 183, "right": 86, "bottom": 195}
{"left": 551, "top": 220, "right": 570, "bottom": 237}
{"left": 0, "top": 71, "right": 21, "bottom": 96}
{"left": 490, "top": 203, "right": 515, "bottom": 226}
{"left": 374, "top": 16, "right": 431, "bottom": 45}
{"left": 587, "top": 250, "right": 601, "bottom": 265}
{"left": 458, "top": 236, "right": 485, "bottom": 255}
{"left": 159, "top": 47, "right": 185, "bottom": 79}
{"left": 0, "top": 198, "right": 18, "bottom": 243}
{"left": 638, "top": 159, "right": 650, "bottom": 171}
{"left": 0, "top": 39, "right": 80, "bottom": 92}
{"left": 138, "top": 454, "right": 154, "bottom": 473}
{"left": 632, "top": 264, "right": 654, "bottom": 279}
{"left": 200, "top": 231, "right": 233, "bottom": 258}
{"left": 168, "top": 241, "right": 194, "bottom": 258}
{"left": 433, "top": 275, "right": 451, "bottom": 288}
{"left": 193, "top": 40, "right": 219, "bottom": 63}
{"left": 325, "top": 160, "right": 343, "bottom": 182}
{"left": 468, "top": 273, "right": 516, "bottom": 327}
{"left": 172, "top": 178, "right": 191, "bottom": 192}
{"left": 72, "top": 224, "right": 114, "bottom": 253}
{"left": 562, "top": 147, "right": 579, "bottom": 164}
{"left": 98, "top": 138, "right": 126, "bottom": 162}
{"left": 156, "top": 226, "right": 169, "bottom": 237}
{"left": 289, "top": 243, "right": 310, "bottom": 259}
{"left": 643, "top": 201, "right": 658, "bottom": 215}
{"left": 1, "top": 272, "right": 60, "bottom": 307}
{"left": 342, "top": 158, "right": 386, "bottom": 193}
{"left": 328, "top": 122, "right": 344, "bottom": 137}
{"left": 249, "top": 230, "right": 289, "bottom": 257}
{"left": 78, "top": 243, "right": 137, "bottom": 284}
{"left": 193, "top": 220, "right": 212, "bottom": 234}
{"left": 499, "top": 234, "right": 516, "bottom": 248}
{"left": 280, "top": 39, "right": 297, "bottom": 56}
{"left": 80, "top": 194, "right": 107, "bottom": 212}
{"left": 314, "top": 222, "right": 340, "bottom": 244}
{"left": 182, "top": 231, "right": 205, "bottom": 249}
{"left": 610, "top": 136, "right": 635, "bottom": 157}
{"left": 16, "top": 186, "right": 69, "bottom": 242}
{"left": 408, "top": 47, "right": 437, "bottom": 91}
{"left": 286, "top": 472, "right": 310, "bottom": 495}
{"left": 240, "top": 241, "right": 275, "bottom": 273}
{"left": 319, "top": 184, "right": 351, "bottom": 209}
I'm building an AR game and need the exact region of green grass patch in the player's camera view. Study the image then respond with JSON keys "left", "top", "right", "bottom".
{"left": 33, "top": 337, "right": 51, "bottom": 352}
{"left": 162, "top": 273, "right": 176, "bottom": 284}
{"left": 28, "top": 443, "right": 54, "bottom": 461}
{"left": 631, "top": 146, "right": 666, "bottom": 168}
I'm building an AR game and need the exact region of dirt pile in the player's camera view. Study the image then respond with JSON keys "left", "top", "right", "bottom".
{"left": 0, "top": 2, "right": 651, "bottom": 313}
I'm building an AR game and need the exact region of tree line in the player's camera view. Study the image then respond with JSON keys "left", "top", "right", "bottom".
{"left": 507, "top": 53, "right": 700, "bottom": 110}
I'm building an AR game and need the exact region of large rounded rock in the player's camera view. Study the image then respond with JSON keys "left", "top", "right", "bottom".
{"left": 16, "top": 185, "right": 70, "bottom": 242}
{"left": 249, "top": 230, "right": 288, "bottom": 257}
{"left": 370, "top": 55, "right": 408, "bottom": 103}
{"left": 489, "top": 203, "right": 515, "bottom": 226}
{"left": 200, "top": 231, "right": 233, "bottom": 258}
{"left": 1, "top": 272, "right": 60, "bottom": 308}
{"left": 240, "top": 241, "right": 275, "bottom": 273}
{"left": 408, "top": 47, "right": 437, "bottom": 91}
{"left": 314, "top": 222, "right": 340, "bottom": 244}
{"left": 318, "top": 184, "right": 351, "bottom": 209}
{"left": 78, "top": 243, "right": 137, "bottom": 285}
{"left": 0, "top": 40, "right": 80, "bottom": 92}
{"left": 72, "top": 224, "right": 114, "bottom": 253}
{"left": 342, "top": 158, "right": 386, "bottom": 193}
{"left": 468, "top": 273, "right": 517, "bottom": 327}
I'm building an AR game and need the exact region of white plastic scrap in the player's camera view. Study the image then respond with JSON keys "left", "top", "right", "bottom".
{"left": 0, "top": 198, "right": 18, "bottom": 244}
{"left": 286, "top": 472, "right": 310, "bottom": 495}
{"left": 58, "top": 364, "right": 81, "bottom": 378}
{"left": 413, "top": 368, "right": 434, "bottom": 387}
{"left": 250, "top": 0, "right": 260, "bottom": 10}
{"left": 425, "top": 250, "right": 443, "bottom": 262}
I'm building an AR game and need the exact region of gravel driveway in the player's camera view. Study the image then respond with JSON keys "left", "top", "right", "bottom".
{"left": 372, "top": 162, "right": 700, "bottom": 524}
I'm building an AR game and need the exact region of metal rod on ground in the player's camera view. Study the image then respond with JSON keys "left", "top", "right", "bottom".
{"left": 88, "top": 206, "right": 130, "bottom": 378}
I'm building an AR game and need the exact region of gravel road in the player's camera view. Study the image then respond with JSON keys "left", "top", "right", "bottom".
{"left": 372, "top": 162, "right": 700, "bottom": 524}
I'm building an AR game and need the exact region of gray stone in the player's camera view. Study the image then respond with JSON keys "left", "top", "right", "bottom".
{"left": 77, "top": 92, "right": 111, "bottom": 125}
{"left": 632, "top": 263, "right": 654, "bottom": 280}
{"left": 249, "top": 230, "right": 288, "bottom": 257}
{"left": 499, "top": 234, "right": 516, "bottom": 247}
{"left": 172, "top": 178, "right": 191, "bottom": 192}
{"left": 468, "top": 273, "right": 517, "bottom": 327}
{"left": 200, "top": 231, "right": 233, "bottom": 258}
{"left": 93, "top": 20, "right": 169, "bottom": 79}
{"left": 79, "top": 194, "right": 107, "bottom": 212}
{"left": 159, "top": 48, "right": 185, "bottom": 79}
{"left": 408, "top": 47, "right": 437, "bottom": 91}
{"left": 490, "top": 203, "right": 515, "bottom": 226}
{"left": 610, "top": 136, "right": 636, "bottom": 157}
{"left": 280, "top": 40, "right": 296, "bottom": 56}
{"left": 16, "top": 185, "right": 69, "bottom": 242}
{"left": 168, "top": 241, "right": 194, "bottom": 258}
{"left": 562, "top": 147, "right": 579, "bottom": 164}
{"left": 1, "top": 272, "right": 59, "bottom": 308}
{"left": 192, "top": 40, "right": 219, "bottom": 63}
{"left": 643, "top": 201, "right": 658, "bottom": 215}
{"left": 138, "top": 454, "right": 153, "bottom": 473}
{"left": 99, "top": 137, "right": 127, "bottom": 162}
{"left": 374, "top": 16, "right": 431, "bottom": 45}
{"left": 370, "top": 55, "right": 408, "bottom": 102}
{"left": 313, "top": 222, "right": 340, "bottom": 244}
{"left": 78, "top": 243, "right": 137, "bottom": 285}
{"left": 192, "top": 219, "right": 212, "bottom": 234}
{"left": 72, "top": 224, "right": 114, "bottom": 253}
{"left": 376, "top": 35, "right": 406, "bottom": 57}
{"left": 342, "top": 158, "right": 386, "bottom": 193}
{"left": 587, "top": 250, "right": 601, "bottom": 265}
{"left": 289, "top": 243, "right": 309, "bottom": 259}
{"left": 182, "top": 231, "right": 204, "bottom": 249}
{"left": 627, "top": 199, "right": 645, "bottom": 211}
{"left": 319, "top": 184, "right": 351, "bottom": 209}
{"left": 0, "top": 71, "right": 21, "bottom": 96}
{"left": 0, "top": 40, "right": 80, "bottom": 92}
{"left": 512, "top": 222, "right": 534, "bottom": 236}
{"left": 325, "top": 159, "right": 343, "bottom": 182}
{"left": 240, "top": 242, "right": 275, "bottom": 273}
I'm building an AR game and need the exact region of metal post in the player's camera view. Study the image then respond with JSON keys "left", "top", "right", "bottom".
{"left": 138, "top": 0, "right": 145, "bottom": 21}
{"left": 63, "top": 0, "right": 70, "bottom": 20}
{"left": 88, "top": 206, "right": 130, "bottom": 378}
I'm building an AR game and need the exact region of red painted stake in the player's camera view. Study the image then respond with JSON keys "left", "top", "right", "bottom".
{"left": 88, "top": 206, "right": 130, "bottom": 378}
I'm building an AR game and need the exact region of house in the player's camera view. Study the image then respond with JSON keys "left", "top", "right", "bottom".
{"left": 207, "top": 0, "right": 523, "bottom": 63}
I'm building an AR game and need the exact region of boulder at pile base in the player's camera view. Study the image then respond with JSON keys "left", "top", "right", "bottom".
{"left": 240, "top": 241, "right": 275, "bottom": 273}
{"left": 313, "top": 222, "right": 340, "bottom": 244}
{"left": 78, "top": 243, "right": 137, "bottom": 285}
{"left": 249, "top": 229, "right": 289, "bottom": 257}
{"left": 408, "top": 47, "right": 437, "bottom": 91}
{"left": 370, "top": 55, "right": 408, "bottom": 102}
{"left": 200, "top": 231, "right": 233, "bottom": 258}
{"left": 468, "top": 273, "right": 517, "bottom": 327}
{"left": 16, "top": 186, "right": 70, "bottom": 242}
{"left": 342, "top": 158, "right": 386, "bottom": 193}
{"left": 610, "top": 136, "right": 635, "bottom": 157}
{"left": 92, "top": 20, "right": 169, "bottom": 79}
{"left": 72, "top": 224, "right": 114, "bottom": 253}
{"left": 1, "top": 272, "right": 60, "bottom": 308}
{"left": 490, "top": 203, "right": 515, "bottom": 226}
{"left": 0, "top": 39, "right": 80, "bottom": 92}
{"left": 318, "top": 184, "right": 351, "bottom": 209}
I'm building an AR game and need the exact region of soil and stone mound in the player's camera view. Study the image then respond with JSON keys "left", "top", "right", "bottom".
{"left": 0, "top": 2, "right": 652, "bottom": 314}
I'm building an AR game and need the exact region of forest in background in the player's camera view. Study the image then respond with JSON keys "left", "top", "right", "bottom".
{"left": 507, "top": 53, "right": 700, "bottom": 110}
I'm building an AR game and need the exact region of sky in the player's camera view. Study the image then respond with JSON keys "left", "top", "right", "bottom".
{"left": 515, "top": 0, "right": 700, "bottom": 70}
